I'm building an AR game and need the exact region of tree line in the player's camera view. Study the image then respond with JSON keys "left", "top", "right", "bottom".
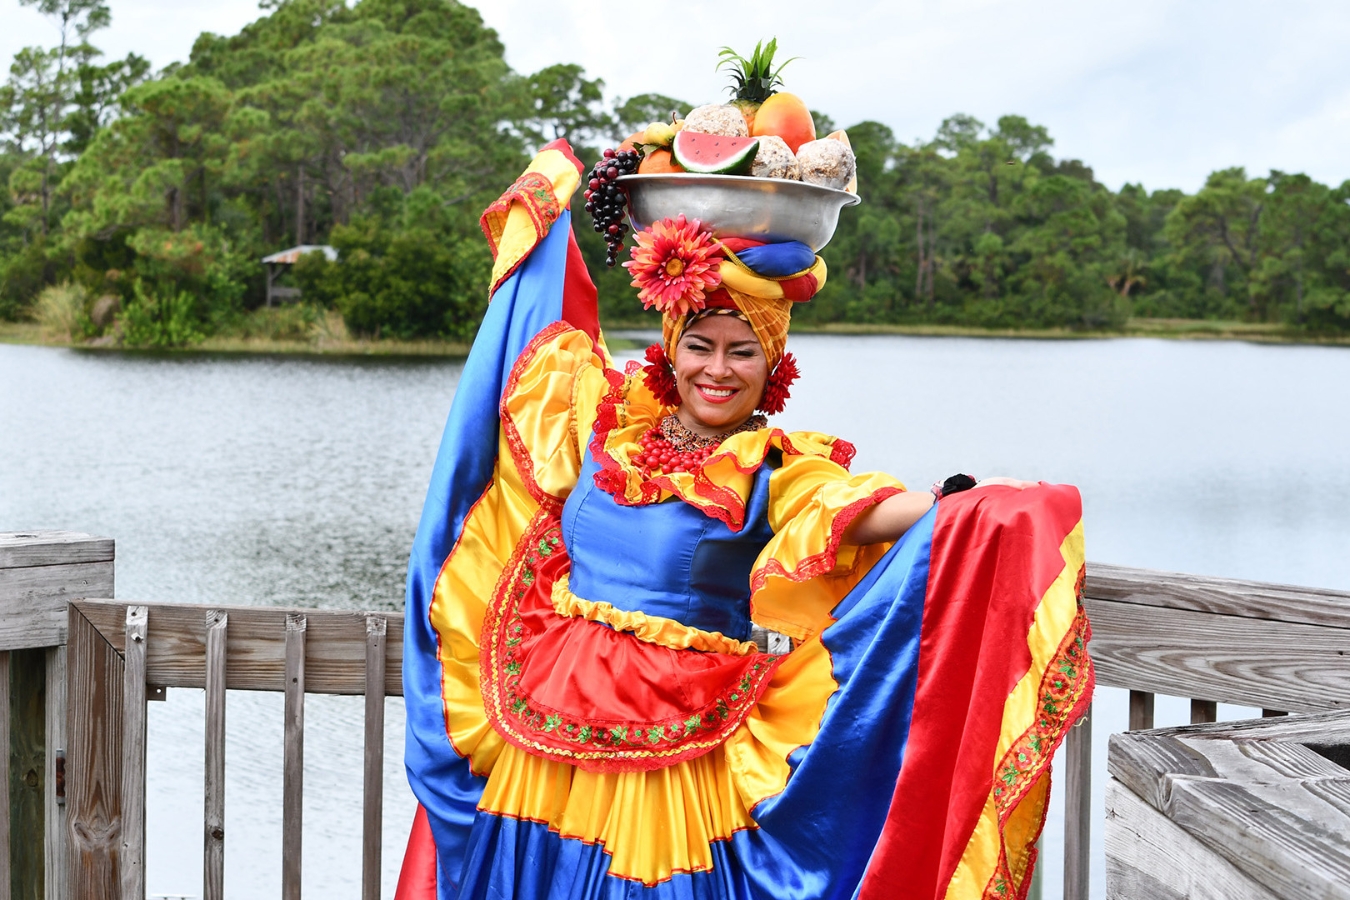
{"left": 3, "top": 0, "right": 1348, "bottom": 347}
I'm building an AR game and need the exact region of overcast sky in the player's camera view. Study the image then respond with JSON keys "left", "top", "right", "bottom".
{"left": 4, "top": 0, "right": 1348, "bottom": 193}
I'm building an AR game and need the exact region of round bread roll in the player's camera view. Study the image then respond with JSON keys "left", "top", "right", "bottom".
{"left": 796, "top": 138, "right": 856, "bottom": 190}
{"left": 750, "top": 135, "right": 801, "bottom": 180}
{"left": 682, "top": 104, "right": 750, "bottom": 138}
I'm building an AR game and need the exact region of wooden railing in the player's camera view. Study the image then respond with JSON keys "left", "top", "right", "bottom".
{"left": 3, "top": 532, "right": 1349, "bottom": 900}
{"left": 65, "top": 599, "right": 401, "bottom": 900}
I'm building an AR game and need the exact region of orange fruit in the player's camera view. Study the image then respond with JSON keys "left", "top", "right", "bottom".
{"left": 638, "top": 149, "right": 685, "bottom": 174}
{"left": 618, "top": 130, "right": 647, "bottom": 153}
{"left": 751, "top": 93, "right": 816, "bottom": 154}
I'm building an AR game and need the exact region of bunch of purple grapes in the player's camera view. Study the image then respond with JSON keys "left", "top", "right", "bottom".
{"left": 584, "top": 147, "right": 640, "bottom": 266}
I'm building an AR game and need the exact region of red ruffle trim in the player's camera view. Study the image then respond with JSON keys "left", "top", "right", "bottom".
{"left": 480, "top": 512, "right": 783, "bottom": 773}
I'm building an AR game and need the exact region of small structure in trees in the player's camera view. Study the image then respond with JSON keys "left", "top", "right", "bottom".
{"left": 261, "top": 245, "right": 337, "bottom": 306}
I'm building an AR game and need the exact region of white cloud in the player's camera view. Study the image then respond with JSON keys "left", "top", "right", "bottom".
{"left": 3, "top": 0, "right": 1349, "bottom": 192}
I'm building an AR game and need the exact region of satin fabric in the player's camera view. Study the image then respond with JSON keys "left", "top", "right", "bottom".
{"left": 400, "top": 143, "right": 1092, "bottom": 900}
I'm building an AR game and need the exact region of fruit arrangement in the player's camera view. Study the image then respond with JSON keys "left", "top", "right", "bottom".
{"left": 584, "top": 39, "right": 858, "bottom": 266}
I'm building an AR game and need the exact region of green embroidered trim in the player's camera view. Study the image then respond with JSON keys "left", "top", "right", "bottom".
{"left": 981, "top": 564, "right": 1094, "bottom": 899}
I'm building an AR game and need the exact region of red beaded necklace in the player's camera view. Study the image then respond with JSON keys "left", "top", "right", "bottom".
{"left": 631, "top": 414, "right": 766, "bottom": 478}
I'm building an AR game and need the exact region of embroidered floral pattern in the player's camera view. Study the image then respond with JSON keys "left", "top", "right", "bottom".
{"left": 479, "top": 172, "right": 560, "bottom": 258}
{"left": 981, "top": 564, "right": 1095, "bottom": 899}
{"left": 480, "top": 512, "right": 782, "bottom": 772}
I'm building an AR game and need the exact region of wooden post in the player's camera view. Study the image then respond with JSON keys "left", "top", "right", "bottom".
{"left": 0, "top": 532, "right": 113, "bottom": 900}
{"left": 363, "top": 616, "right": 386, "bottom": 900}
{"left": 0, "top": 650, "right": 9, "bottom": 900}
{"left": 10, "top": 648, "right": 46, "bottom": 900}
{"left": 1063, "top": 702, "right": 1092, "bottom": 900}
{"left": 1128, "top": 690, "right": 1154, "bottom": 731}
{"left": 66, "top": 604, "right": 124, "bottom": 897}
{"left": 283, "top": 614, "right": 306, "bottom": 900}
{"left": 119, "top": 607, "right": 147, "bottom": 900}
{"left": 1190, "top": 699, "right": 1217, "bottom": 724}
{"left": 203, "top": 612, "right": 228, "bottom": 900}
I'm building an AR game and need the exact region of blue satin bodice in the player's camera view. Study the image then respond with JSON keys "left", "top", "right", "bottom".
{"left": 560, "top": 450, "right": 777, "bottom": 640}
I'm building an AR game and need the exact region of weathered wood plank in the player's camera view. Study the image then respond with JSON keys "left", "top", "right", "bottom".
{"left": 1108, "top": 716, "right": 1350, "bottom": 899}
{"left": 1105, "top": 777, "right": 1279, "bottom": 900}
{"left": 0, "top": 562, "right": 115, "bottom": 651}
{"left": 1063, "top": 704, "right": 1092, "bottom": 900}
{"left": 0, "top": 533, "right": 114, "bottom": 570}
{"left": 282, "top": 614, "right": 306, "bottom": 900}
{"left": 363, "top": 616, "right": 386, "bottom": 900}
{"left": 119, "top": 607, "right": 147, "bottom": 900}
{"left": 1085, "top": 562, "right": 1350, "bottom": 629}
{"left": 66, "top": 604, "right": 123, "bottom": 898}
{"left": 1128, "top": 690, "right": 1153, "bottom": 731}
{"left": 73, "top": 600, "right": 403, "bottom": 695}
{"left": 203, "top": 612, "right": 227, "bottom": 900}
{"left": 45, "top": 645, "right": 68, "bottom": 900}
{"left": 9, "top": 648, "right": 45, "bottom": 900}
{"left": 1083, "top": 596, "right": 1350, "bottom": 712}
{"left": 0, "top": 650, "right": 10, "bottom": 900}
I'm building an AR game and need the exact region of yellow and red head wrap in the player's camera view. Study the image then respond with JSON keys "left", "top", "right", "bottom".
{"left": 658, "top": 237, "right": 828, "bottom": 372}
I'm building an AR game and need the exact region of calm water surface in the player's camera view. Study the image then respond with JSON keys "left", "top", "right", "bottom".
{"left": 4, "top": 334, "right": 1349, "bottom": 898}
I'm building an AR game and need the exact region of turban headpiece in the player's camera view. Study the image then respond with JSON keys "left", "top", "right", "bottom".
{"left": 624, "top": 217, "right": 827, "bottom": 413}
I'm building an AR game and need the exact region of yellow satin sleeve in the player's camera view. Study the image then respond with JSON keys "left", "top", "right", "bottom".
{"left": 500, "top": 326, "right": 611, "bottom": 503}
{"left": 749, "top": 449, "right": 905, "bottom": 642}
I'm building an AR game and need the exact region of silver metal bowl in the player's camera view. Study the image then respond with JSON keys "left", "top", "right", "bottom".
{"left": 617, "top": 174, "right": 861, "bottom": 251}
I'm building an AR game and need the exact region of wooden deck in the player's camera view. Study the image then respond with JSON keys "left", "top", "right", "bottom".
{"left": 2, "top": 531, "right": 1349, "bottom": 899}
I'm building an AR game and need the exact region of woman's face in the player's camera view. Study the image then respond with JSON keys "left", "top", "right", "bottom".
{"left": 672, "top": 314, "right": 769, "bottom": 436}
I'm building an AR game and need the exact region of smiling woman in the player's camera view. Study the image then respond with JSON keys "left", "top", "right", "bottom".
{"left": 396, "top": 142, "right": 1092, "bottom": 900}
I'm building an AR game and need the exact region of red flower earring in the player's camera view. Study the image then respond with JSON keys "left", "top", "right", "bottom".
{"left": 757, "top": 352, "right": 799, "bottom": 415}
{"left": 640, "top": 343, "right": 682, "bottom": 407}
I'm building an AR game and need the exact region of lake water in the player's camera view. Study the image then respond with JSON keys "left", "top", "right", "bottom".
{"left": 4, "top": 334, "right": 1349, "bottom": 898}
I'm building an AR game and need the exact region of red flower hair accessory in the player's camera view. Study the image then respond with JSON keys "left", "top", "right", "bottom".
{"left": 624, "top": 215, "right": 724, "bottom": 317}
{"left": 757, "top": 351, "right": 800, "bottom": 415}
{"left": 640, "top": 342, "right": 682, "bottom": 407}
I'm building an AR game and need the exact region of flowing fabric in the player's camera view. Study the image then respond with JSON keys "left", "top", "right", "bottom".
{"left": 400, "top": 144, "right": 1092, "bottom": 900}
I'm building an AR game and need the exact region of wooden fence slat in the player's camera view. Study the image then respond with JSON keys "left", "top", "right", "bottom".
{"left": 119, "top": 606, "right": 147, "bottom": 900}
{"left": 363, "top": 616, "right": 386, "bottom": 900}
{"left": 72, "top": 600, "right": 402, "bottom": 696}
{"left": 204, "top": 612, "right": 228, "bottom": 900}
{"left": 0, "top": 650, "right": 10, "bottom": 900}
{"left": 1063, "top": 703, "right": 1092, "bottom": 900}
{"left": 1083, "top": 597, "right": 1350, "bottom": 713}
{"left": 45, "top": 645, "right": 68, "bottom": 900}
{"left": 1129, "top": 690, "right": 1154, "bottom": 731}
{"left": 283, "top": 614, "right": 306, "bottom": 900}
{"left": 66, "top": 605, "right": 125, "bottom": 897}
{"left": 1085, "top": 562, "right": 1350, "bottom": 630}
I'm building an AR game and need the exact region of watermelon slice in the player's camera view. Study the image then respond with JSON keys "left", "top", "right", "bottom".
{"left": 671, "top": 131, "right": 760, "bottom": 175}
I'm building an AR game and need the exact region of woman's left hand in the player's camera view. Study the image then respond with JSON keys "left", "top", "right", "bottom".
{"left": 971, "top": 476, "right": 1038, "bottom": 490}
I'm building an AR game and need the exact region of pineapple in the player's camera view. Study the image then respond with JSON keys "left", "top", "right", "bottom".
{"left": 717, "top": 38, "right": 797, "bottom": 133}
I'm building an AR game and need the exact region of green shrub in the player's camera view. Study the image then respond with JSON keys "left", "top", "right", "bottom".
{"left": 121, "top": 284, "right": 204, "bottom": 348}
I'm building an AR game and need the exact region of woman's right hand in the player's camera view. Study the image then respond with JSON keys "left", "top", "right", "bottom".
{"left": 971, "top": 477, "right": 1038, "bottom": 490}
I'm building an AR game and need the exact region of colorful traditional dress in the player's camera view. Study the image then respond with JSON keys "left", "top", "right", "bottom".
{"left": 399, "top": 143, "right": 1093, "bottom": 900}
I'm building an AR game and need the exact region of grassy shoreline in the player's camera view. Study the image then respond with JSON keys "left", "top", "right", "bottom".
{"left": 5, "top": 317, "right": 1348, "bottom": 356}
